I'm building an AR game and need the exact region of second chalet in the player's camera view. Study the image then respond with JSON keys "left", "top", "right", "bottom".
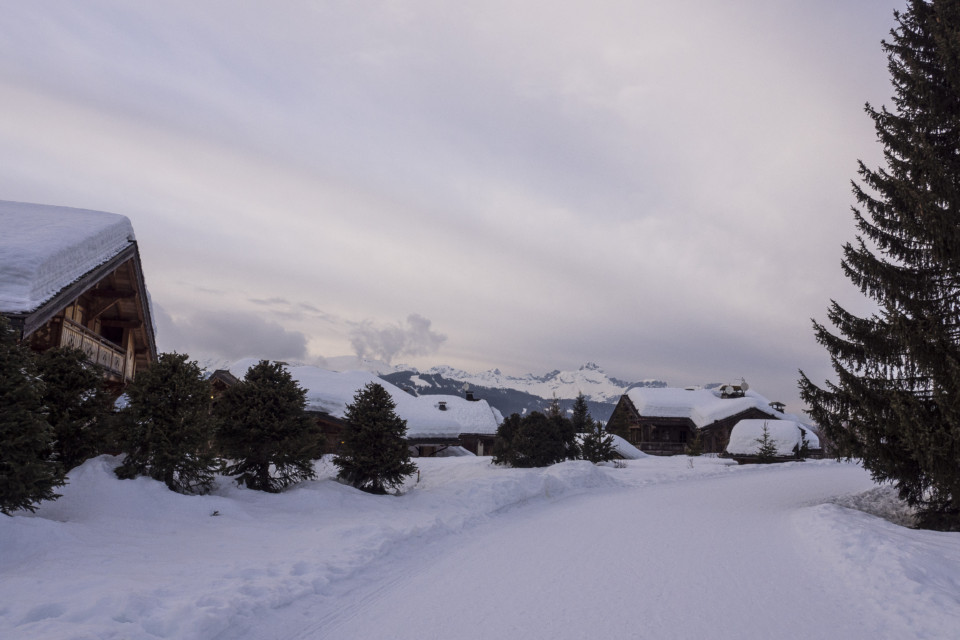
{"left": 607, "top": 384, "right": 789, "bottom": 455}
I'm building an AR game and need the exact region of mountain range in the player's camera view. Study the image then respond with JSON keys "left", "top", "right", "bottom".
{"left": 381, "top": 362, "right": 666, "bottom": 423}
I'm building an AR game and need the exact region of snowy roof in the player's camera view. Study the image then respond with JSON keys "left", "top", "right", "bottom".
{"left": 608, "top": 433, "right": 647, "bottom": 459}
{"left": 725, "top": 420, "right": 821, "bottom": 456}
{"left": 625, "top": 387, "right": 781, "bottom": 428}
{"left": 228, "top": 360, "right": 503, "bottom": 439}
{"left": 0, "top": 200, "right": 136, "bottom": 314}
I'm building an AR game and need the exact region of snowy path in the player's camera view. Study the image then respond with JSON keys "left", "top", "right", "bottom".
{"left": 222, "top": 462, "right": 956, "bottom": 640}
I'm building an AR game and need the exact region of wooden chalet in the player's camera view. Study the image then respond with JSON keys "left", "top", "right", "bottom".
{"left": 209, "top": 369, "right": 241, "bottom": 398}
{"left": 607, "top": 386, "right": 783, "bottom": 455}
{"left": 0, "top": 201, "right": 157, "bottom": 387}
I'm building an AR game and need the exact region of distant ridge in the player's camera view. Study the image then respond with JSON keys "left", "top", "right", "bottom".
{"left": 381, "top": 362, "right": 666, "bottom": 423}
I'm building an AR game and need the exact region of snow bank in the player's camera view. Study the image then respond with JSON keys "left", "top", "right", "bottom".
{"left": 0, "top": 200, "right": 135, "bottom": 313}
{"left": 830, "top": 485, "right": 916, "bottom": 528}
{"left": 726, "top": 419, "right": 819, "bottom": 456}
{"left": 626, "top": 387, "right": 781, "bottom": 428}
{"left": 793, "top": 501, "right": 960, "bottom": 639}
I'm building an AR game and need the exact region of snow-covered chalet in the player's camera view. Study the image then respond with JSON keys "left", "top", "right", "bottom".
{"left": 0, "top": 200, "right": 157, "bottom": 385}
{"left": 607, "top": 384, "right": 790, "bottom": 455}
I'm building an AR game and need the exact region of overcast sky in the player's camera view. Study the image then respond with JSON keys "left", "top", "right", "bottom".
{"left": 0, "top": 1, "right": 903, "bottom": 412}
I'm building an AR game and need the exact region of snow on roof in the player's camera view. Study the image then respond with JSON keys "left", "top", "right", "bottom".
{"left": 609, "top": 433, "right": 647, "bottom": 459}
{"left": 227, "top": 360, "right": 502, "bottom": 439}
{"left": 625, "top": 387, "right": 781, "bottom": 428}
{"left": 0, "top": 200, "right": 136, "bottom": 314}
{"left": 725, "top": 420, "right": 820, "bottom": 456}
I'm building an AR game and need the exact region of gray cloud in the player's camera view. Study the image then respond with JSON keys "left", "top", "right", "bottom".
{"left": 155, "top": 304, "right": 308, "bottom": 362}
{"left": 350, "top": 314, "right": 447, "bottom": 364}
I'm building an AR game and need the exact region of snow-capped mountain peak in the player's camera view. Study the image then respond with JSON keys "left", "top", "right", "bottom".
{"left": 420, "top": 362, "right": 664, "bottom": 403}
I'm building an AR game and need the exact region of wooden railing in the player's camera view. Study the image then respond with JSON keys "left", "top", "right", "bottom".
{"left": 638, "top": 442, "right": 688, "bottom": 455}
{"left": 59, "top": 318, "right": 127, "bottom": 379}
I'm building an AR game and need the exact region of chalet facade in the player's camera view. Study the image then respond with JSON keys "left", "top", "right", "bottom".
{"left": 0, "top": 200, "right": 157, "bottom": 386}
{"left": 607, "top": 387, "right": 784, "bottom": 455}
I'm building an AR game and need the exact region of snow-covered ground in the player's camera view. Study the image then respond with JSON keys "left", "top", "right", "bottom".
{"left": 2, "top": 456, "right": 958, "bottom": 639}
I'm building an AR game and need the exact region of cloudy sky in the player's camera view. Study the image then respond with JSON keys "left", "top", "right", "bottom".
{"left": 0, "top": 1, "right": 902, "bottom": 411}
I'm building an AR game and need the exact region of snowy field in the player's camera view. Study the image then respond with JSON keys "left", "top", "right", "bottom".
{"left": 2, "top": 455, "right": 959, "bottom": 640}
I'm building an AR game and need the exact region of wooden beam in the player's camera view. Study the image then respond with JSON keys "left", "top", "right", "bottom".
{"left": 88, "top": 289, "right": 137, "bottom": 299}
{"left": 100, "top": 319, "right": 143, "bottom": 328}
{"left": 88, "top": 298, "right": 121, "bottom": 321}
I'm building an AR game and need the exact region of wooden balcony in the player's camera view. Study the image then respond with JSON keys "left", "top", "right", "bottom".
{"left": 637, "top": 442, "right": 688, "bottom": 456}
{"left": 58, "top": 317, "right": 128, "bottom": 380}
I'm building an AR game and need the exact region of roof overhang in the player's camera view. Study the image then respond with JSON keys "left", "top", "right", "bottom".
{"left": 5, "top": 241, "right": 157, "bottom": 361}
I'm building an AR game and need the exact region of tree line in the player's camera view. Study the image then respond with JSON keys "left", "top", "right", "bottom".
{"left": 1, "top": 315, "right": 418, "bottom": 514}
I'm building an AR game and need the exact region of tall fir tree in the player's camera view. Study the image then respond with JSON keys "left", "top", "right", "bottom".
{"left": 571, "top": 393, "right": 591, "bottom": 433}
{"left": 35, "top": 347, "right": 111, "bottom": 472}
{"left": 581, "top": 420, "right": 617, "bottom": 464}
{"left": 215, "top": 360, "right": 324, "bottom": 492}
{"left": 492, "top": 412, "right": 523, "bottom": 466}
{"left": 547, "top": 396, "right": 580, "bottom": 460}
{"left": 0, "top": 315, "right": 63, "bottom": 514}
{"left": 493, "top": 410, "right": 574, "bottom": 468}
{"left": 115, "top": 352, "right": 218, "bottom": 494}
{"left": 799, "top": 0, "right": 960, "bottom": 530}
{"left": 334, "top": 382, "right": 417, "bottom": 494}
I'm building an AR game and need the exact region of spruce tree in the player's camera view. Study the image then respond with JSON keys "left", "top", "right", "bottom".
{"left": 35, "top": 346, "right": 110, "bottom": 472}
{"left": 0, "top": 315, "right": 63, "bottom": 514}
{"left": 334, "top": 382, "right": 417, "bottom": 494}
{"left": 685, "top": 428, "right": 704, "bottom": 457}
{"left": 754, "top": 423, "right": 779, "bottom": 464}
{"left": 581, "top": 420, "right": 617, "bottom": 464}
{"left": 492, "top": 412, "right": 523, "bottom": 466}
{"left": 495, "top": 411, "right": 567, "bottom": 467}
{"left": 799, "top": 0, "right": 960, "bottom": 530}
{"left": 115, "top": 352, "right": 218, "bottom": 494}
{"left": 547, "top": 396, "right": 579, "bottom": 460}
{"left": 215, "top": 360, "right": 324, "bottom": 492}
{"left": 571, "top": 393, "right": 591, "bottom": 433}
